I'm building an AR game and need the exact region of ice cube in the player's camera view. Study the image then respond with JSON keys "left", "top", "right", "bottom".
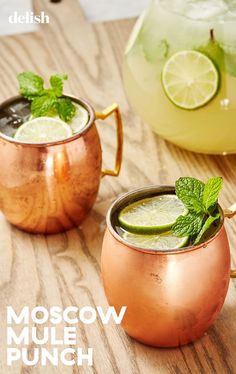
{"left": 12, "top": 101, "right": 31, "bottom": 118}
{"left": 0, "top": 100, "right": 31, "bottom": 138}
{"left": 159, "top": 0, "right": 231, "bottom": 21}
{"left": 184, "top": 0, "right": 228, "bottom": 20}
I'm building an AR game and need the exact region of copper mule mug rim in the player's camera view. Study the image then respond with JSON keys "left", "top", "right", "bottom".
{"left": 106, "top": 184, "right": 226, "bottom": 255}
{"left": 0, "top": 94, "right": 95, "bottom": 147}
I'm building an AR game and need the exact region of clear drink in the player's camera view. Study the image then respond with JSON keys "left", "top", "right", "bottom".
{"left": 123, "top": 0, "right": 236, "bottom": 154}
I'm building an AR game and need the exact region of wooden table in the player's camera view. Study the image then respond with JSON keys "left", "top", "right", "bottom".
{"left": 0, "top": 1, "right": 236, "bottom": 373}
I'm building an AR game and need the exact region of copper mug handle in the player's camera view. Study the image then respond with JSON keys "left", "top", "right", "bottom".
{"left": 95, "top": 104, "right": 123, "bottom": 178}
{"left": 224, "top": 203, "right": 236, "bottom": 278}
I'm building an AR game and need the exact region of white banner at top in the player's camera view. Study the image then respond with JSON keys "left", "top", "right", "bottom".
{"left": 80, "top": 0, "right": 149, "bottom": 22}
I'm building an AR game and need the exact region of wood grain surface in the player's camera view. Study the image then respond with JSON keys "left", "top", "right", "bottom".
{"left": 0, "top": 0, "right": 236, "bottom": 373}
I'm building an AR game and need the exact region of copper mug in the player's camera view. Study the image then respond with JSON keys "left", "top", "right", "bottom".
{"left": 0, "top": 95, "right": 123, "bottom": 234}
{"left": 101, "top": 185, "right": 236, "bottom": 347}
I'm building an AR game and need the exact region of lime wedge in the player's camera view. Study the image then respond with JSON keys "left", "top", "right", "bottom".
{"left": 122, "top": 230, "right": 189, "bottom": 250}
{"left": 14, "top": 117, "right": 72, "bottom": 143}
{"left": 118, "top": 194, "right": 188, "bottom": 234}
{"left": 162, "top": 50, "right": 219, "bottom": 109}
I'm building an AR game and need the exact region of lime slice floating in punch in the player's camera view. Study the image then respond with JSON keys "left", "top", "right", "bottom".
{"left": 118, "top": 194, "right": 188, "bottom": 234}
{"left": 122, "top": 230, "right": 189, "bottom": 250}
{"left": 162, "top": 50, "right": 219, "bottom": 109}
{"left": 14, "top": 117, "right": 72, "bottom": 143}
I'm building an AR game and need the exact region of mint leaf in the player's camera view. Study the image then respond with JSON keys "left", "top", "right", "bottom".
{"left": 31, "top": 95, "right": 56, "bottom": 117}
{"left": 175, "top": 177, "right": 204, "bottom": 213}
{"left": 17, "top": 72, "right": 44, "bottom": 99}
{"left": 17, "top": 71, "right": 76, "bottom": 123}
{"left": 50, "top": 74, "right": 68, "bottom": 97}
{"left": 172, "top": 213, "right": 204, "bottom": 237}
{"left": 194, "top": 213, "right": 221, "bottom": 245}
{"left": 203, "top": 177, "right": 223, "bottom": 212}
{"left": 173, "top": 176, "right": 223, "bottom": 246}
{"left": 57, "top": 98, "right": 76, "bottom": 122}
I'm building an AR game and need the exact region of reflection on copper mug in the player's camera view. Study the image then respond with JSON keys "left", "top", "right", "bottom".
{"left": 101, "top": 186, "right": 236, "bottom": 347}
{"left": 0, "top": 95, "right": 123, "bottom": 234}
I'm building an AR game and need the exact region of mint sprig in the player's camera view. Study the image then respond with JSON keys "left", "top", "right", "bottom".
{"left": 17, "top": 72, "right": 76, "bottom": 123}
{"left": 172, "top": 177, "right": 223, "bottom": 245}
{"left": 17, "top": 71, "right": 44, "bottom": 99}
{"left": 194, "top": 213, "right": 221, "bottom": 245}
{"left": 56, "top": 98, "right": 76, "bottom": 122}
{"left": 175, "top": 177, "right": 205, "bottom": 213}
{"left": 202, "top": 177, "right": 223, "bottom": 213}
{"left": 171, "top": 213, "right": 205, "bottom": 237}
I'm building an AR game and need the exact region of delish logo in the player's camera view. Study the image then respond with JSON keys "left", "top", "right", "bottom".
{"left": 8, "top": 11, "right": 50, "bottom": 24}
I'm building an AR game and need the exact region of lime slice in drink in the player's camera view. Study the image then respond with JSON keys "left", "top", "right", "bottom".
{"left": 70, "top": 104, "right": 89, "bottom": 134}
{"left": 162, "top": 50, "right": 219, "bottom": 109}
{"left": 28, "top": 104, "right": 89, "bottom": 135}
{"left": 118, "top": 194, "right": 188, "bottom": 234}
{"left": 14, "top": 117, "right": 72, "bottom": 143}
{"left": 122, "top": 230, "right": 189, "bottom": 250}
